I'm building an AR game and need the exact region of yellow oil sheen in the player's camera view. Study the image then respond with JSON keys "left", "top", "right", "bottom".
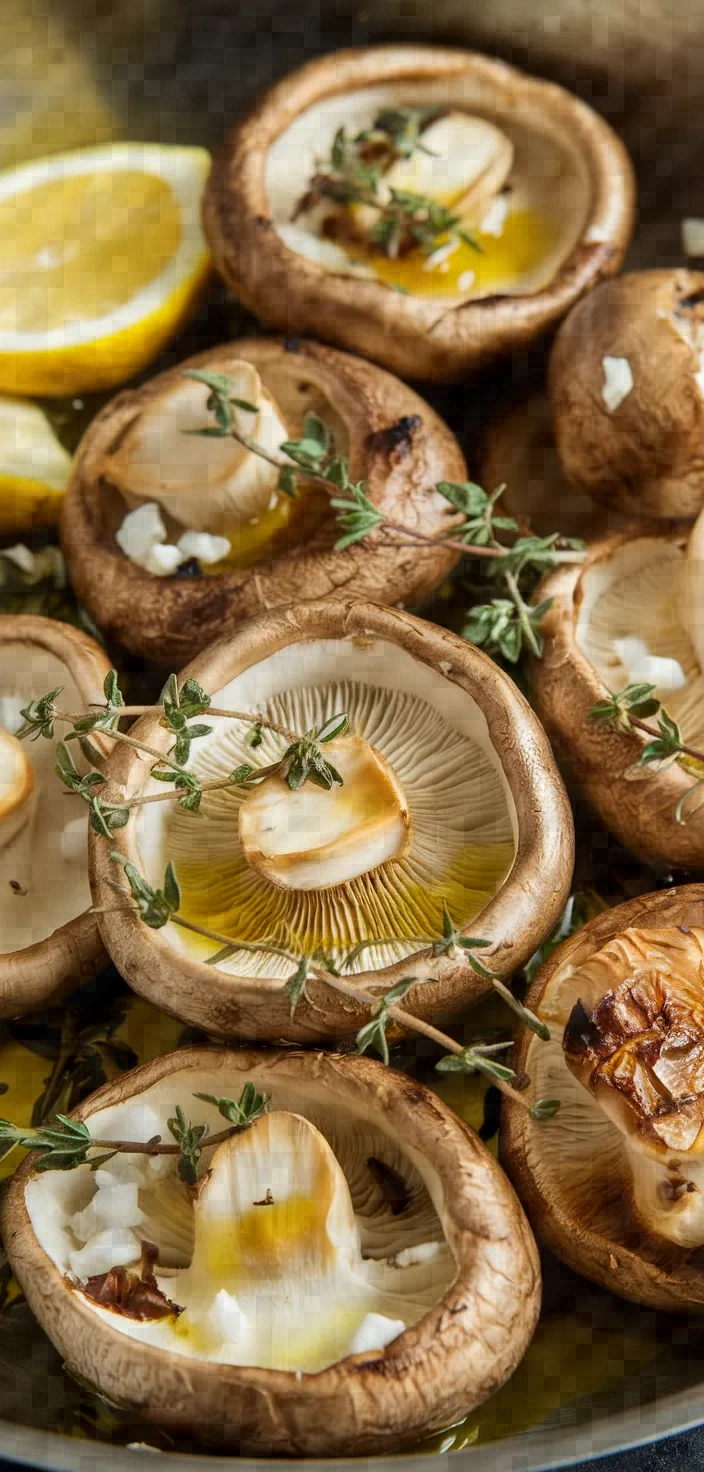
{"left": 196, "top": 1193, "right": 331, "bottom": 1289}
{"left": 206, "top": 490, "right": 297, "bottom": 573}
{"left": 0, "top": 171, "right": 181, "bottom": 334}
{"left": 369, "top": 207, "right": 560, "bottom": 299}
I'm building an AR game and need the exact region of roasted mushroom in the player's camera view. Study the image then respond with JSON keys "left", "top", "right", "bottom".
{"left": 531, "top": 524, "right": 704, "bottom": 869}
{"left": 550, "top": 270, "right": 704, "bottom": 519}
{"left": 502, "top": 883, "right": 704, "bottom": 1311}
{"left": 91, "top": 598, "right": 574, "bottom": 1043}
{"left": 61, "top": 338, "right": 467, "bottom": 663}
{"left": 480, "top": 393, "right": 627, "bottom": 544}
{"left": 203, "top": 45, "right": 635, "bottom": 383}
{"left": 0, "top": 615, "right": 110, "bottom": 1016}
{"left": 2, "top": 1044, "right": 541, "bottom": 1455}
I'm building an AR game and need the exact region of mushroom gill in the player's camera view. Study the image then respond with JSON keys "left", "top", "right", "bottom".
{"left": 138, "top": 673, "right": 514, "bottom": 976}
{"left": 562, "top": 926, "right": 704, "bottom": 1249}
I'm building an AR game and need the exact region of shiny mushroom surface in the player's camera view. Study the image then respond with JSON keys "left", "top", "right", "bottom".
{"left": 2, "top": 1045, "right": 541, "bottom": 1456}
{"left": 203, "top": 45, "right": 634, "bottom": 382}
{"left": 91, "top": 598, "right": 574, "bottom": 1043}
{"left": 502, "top": 885, "right": 704, "bottom": 1312}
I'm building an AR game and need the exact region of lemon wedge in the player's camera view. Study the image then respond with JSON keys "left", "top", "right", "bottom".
{"left": 0, "top": 395, "right": 71, "bottom": 531}
{"left": 0, "top": 143, "right": 211, "bottom": 397}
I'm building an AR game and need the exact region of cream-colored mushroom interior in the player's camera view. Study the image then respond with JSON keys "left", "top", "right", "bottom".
{"left": 525, "top": 924, "right": 704, "bottom": 1254}
{"left": 101, "top": 354, "right": 344, "bottom": 573}
{"left": 575, "top": 536, "right": 704, "bottom": 753}
{"left": 136, "top": 636, "right": 516, "bottom": 976}
{"left": 265, "top": 79, "right": 591, "bottom": 302}
{"left": 0, "top": 644, "right": 91, "bottom": 952}
{"left": 25, "top": 1063, "right": 455, "bottom": 1371}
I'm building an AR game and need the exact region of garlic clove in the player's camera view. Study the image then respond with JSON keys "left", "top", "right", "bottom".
{"left": 0, "top": 725, "right": 34, "bottom": 852}
{"left": 381, "top": 113, "right": 514, "bottom": 223}
{"left": 238, "top": 735, "right": 411, "bottom": 891}
{"left": 176, "top": 531, "right": 231, "bottom": 565}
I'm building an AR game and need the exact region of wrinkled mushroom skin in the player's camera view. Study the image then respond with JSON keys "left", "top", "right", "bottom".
{"left": 1, "top": 1046, "right": 541, "bottom": 1456}
{"left": 550, "top": 271, "right": 704, "bottom": 519}
{"left": 90, "top": 598, "right": 574, "bottom": 1044}
{"left": 531, "top": 527, "right": 704, "bottom": 871}
{"left": 202, "top": 46, "right": 635, "bottom": 384}
{"left": 0, "top": 616, "right": 110, "bottom": 1018}
{"left": 480, "top": 393, "right": 628, "bottom": 543}
{"left": 502, "top": 885, "right": 704, "bottom": 1312}
{"left": 61, "top": 337, "right": 467, "bottom": 665}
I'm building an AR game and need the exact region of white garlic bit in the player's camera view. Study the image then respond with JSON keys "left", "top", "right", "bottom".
{"left": 176, "top": 531, "right": 231, "bottom": 565}
{"left": 347, "top": 1312, "right": 406, "bottom": 1356}
{"left": 601, "top": 356, "right": 634, "bottom": 413}
{"left": 682, "top": 219, "right": 704, "bottom": 257}
{"left": 612, "top": 636, "right": 687, "bottom": 693}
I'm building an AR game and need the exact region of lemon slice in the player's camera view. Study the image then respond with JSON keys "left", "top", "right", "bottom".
{"left": 0, "top": 144, "right": 211, "bottom": 397}
{"left": 0, "top": 395, "right": 72, "bottom": 531}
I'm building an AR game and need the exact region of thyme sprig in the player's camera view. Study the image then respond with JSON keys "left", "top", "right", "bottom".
{"left": 293, "top": 108, "right": 481, "bottom": 261}
{"left": 0, "top": 1085, "right": 270, "bottom": 1184}
{"left": 18, "top": 668, "right": 350, "bottom": 826}
{"left": 589, "top": 682, "right": 704, "bottom": 823}
{"left": 183, "top": 373, "right": 584, "bottom": 661}
{"left": 101, "top": 853, "right": 557, "bottom": 1121}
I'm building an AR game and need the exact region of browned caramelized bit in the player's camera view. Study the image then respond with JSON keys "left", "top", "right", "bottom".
{"left": 563, "top": 925, "right": 704, "bottom": 1154}
{"left": 366, "top": 1156, "right": 409, "bottom": 1215}
{"left": 80, "top": 1241, "right": 182, "bottom": 1322}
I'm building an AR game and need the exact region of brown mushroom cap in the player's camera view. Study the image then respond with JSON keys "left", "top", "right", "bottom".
{"left": 1, "top": 1044, "right": 541, "bottom": 1455}
{"left": 480, "top": 393, "right": 630, "bottom": 543}
{"left": 202, "top": 45, "right": 635, "bottom": 384}
{"left": 501, "top": 884, "right": 704, "bottom": 1312}
{"left": 90, "top": 597, "right": 574, "bottom": 1043}
{"left": 530, "top": 525, "right": 704, "bottom": 870}
{"left": 550, "top": 270, "right": 704, "bottom": 519}
{"left": 61, "top": 336, "right": 467, "bottom": 664}
{"left": 0, "top": 615, "right": 110, "bottom": 1017}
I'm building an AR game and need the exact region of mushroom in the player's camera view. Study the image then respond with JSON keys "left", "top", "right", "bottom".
{"left": 0, "top": 614, "right": 110, "bottom": 1016}
{"left": 550, "top": 270, "right": 704, "bottom": 519}
{"left": 501, "top": 882, "right": 704, "bottom": 1312}
{"left": 1, "top": 1044, "right": 540, "bottom": 1454}
{"left": 61, "top": 337, "right": 468, "bottom": 663}
{"left": 480, "top": 393, "right": 629, "bottom": 543}
{"left": 530, "top": 523, "right": 704, "bottom": 869}
{"left": 202, "top": 45, "right": 635, "bottom": 383}
{"left": 91, "top": 597, "right": 574, "bottom": 1043}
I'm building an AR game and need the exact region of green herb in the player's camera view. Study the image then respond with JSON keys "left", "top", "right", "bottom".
{"left": 193, "top": 1083, "right": 270, "bottom": 1128}
{"left": 589, "top": 683, "right": 704, "bottom": 822}
{"left": 355, "top": 976, "right": 432, "bottom": 1065}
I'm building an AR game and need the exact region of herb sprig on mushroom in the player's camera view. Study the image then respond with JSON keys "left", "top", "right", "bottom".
{"left": 15, "top": 669, "right": 559, "bottom": 1122}
{"left": 590, "top": 681, "right": 704, "bottom": 822}
{"left": 184, "top": 369, "right": 585, "bottom": 661}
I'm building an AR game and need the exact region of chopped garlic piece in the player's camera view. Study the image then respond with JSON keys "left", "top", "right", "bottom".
{"left": 69, "top": 1226, "right": 141, "bottom": 1280}
{"left": 613, "top": 636, "right": 687, "bottom": 693}
{"left": 682, "top": 219, "right": 704, "bottom": 257}
{"left": 177, "top": 530, "right": 231, "bottom": 565}
{"left": 207, "top": 1289, "right": 249, "bottom": 1346}
{"left": 143, "top": 543, "right": 182, "bottom": 577}
{"left": 116, "top": 502, "right": 168, "bottom": 566}
{"left": 601, "top": 356, "right": 634, "bottom": 413}
{"left": 481, "top": 192, "right": 510, "bottom": 237}
{"left": 347, "top": 1312, "right": 405, "bottom": 1356}
{"left": 393, "top": 1240, "right": 441, "bottom": 1268}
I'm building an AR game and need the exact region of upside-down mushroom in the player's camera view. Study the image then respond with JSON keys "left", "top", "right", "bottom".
{"left": 60, "top": 337, "right": 467, "bottom": 663}
{"left": 550, "top": 271, "right": 704, "bottom": 519}
{"left": 1, "top": 1045, "right": 541, "bottom": 1455}
{"left": 90, "top": 598, "right": 573, "bottom": 1043}
{"left": 531, "top": 523, "right": 704, "bottom": 870}
{"left": 0, "top": 615, "right": 110, "bottom": 1016}
{"left": 480, "top": 393, "right": 628, "bottom": 544}
{"left": 202, "top": 45, "right": 634, "bottom": 383}
{"left": 502, "top": 884, "right": 704, "bottom": 1312}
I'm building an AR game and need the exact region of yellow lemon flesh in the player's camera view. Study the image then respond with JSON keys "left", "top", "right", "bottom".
{"left": 0, "top": 395, "right": 71, "bottom": 532}
{"left": 0, "top": 144, "right": 211, "bottom": 396}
